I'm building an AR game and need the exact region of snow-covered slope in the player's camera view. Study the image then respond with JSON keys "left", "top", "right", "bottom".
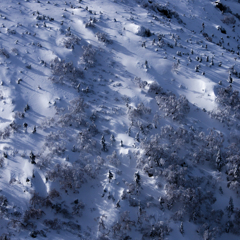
{"left": 0, "top": 0, "right": 240, "bottom": 239}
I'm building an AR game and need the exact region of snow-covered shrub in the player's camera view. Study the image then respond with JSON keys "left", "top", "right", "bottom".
{"left": 46, "top": 141, "right": 66, "bottom": 156}
{"left": 136, "top": 26, "right": 151, "bottom": 37}
{"left": 0, "top": 233, "right": 11, "bottom": 240}
{"left": 111, "top": 211, "right": 136, "bottom": 237}
{"left": 226, "top": 155, "right": 240, "bottom": 189}
{"left": 211, "top": 86, "right": 240, "bottom": 123}
{"left": 0, "top": 157, "right": 4, "bottom": 168}
{"left": 128, "top": 196, "right": 139, "bottom": 207}
{"left": 167, "top": 42, "right": 174, "bottom": 48}
{"left": 44, "top": 218, "right": 62, "bottom": 230}
{"left": 215, "top": 2, "right": 232, "bottom": 13}
{"left": 85, "top": 17, "right": 97, "bottom": 28}
{"left": 156, "top": 93, "right": 190, "bottom": 121}
{"left": 85, "top": 21, "right": 95, "bottom": 28}
{"left": 134, "top": 77, "right": 148, "bottom": 89}
{"left": 148, "top": 81, "right": 163, "bottom": 94}
{"left": 97, "top": 214, "right": 110, "bottom": 237}
{"left": 46, "top": 163, "right": 86, "bottom": 191}
{"left": 190, "top": 131, "right": 224, "bottom": 167}
{"left": 7, "top": 28, "right": 16, "bottom": 34}
{"left": 84, "top": 163, "right": 99, "bottom": 178}
{"left": 29, "top": 230, "right": 47, "bottom": 238}
{"left": 11, "top": 48, "right": 19, "bottom": 55}
{"left": 76, "top": 128, "right": 98, "bottom": 153}
{"left": 30, "top": 192, "right": 45, "bottom": 207}
{"left": 216, "top": 86, "right": 240, "bottom": 108}
{"left": 0, "top": 48, "right": 9, "bottom": 58}
{"left": 62, "top": 34, "right": 81, "bottom": 49}
{"left": 197, "top": 224, "right": 222, "bottom": 240}
{"left": 54, "top": 97, "right": 88, "bottom": 127}
{"left": 222, "top": 16, "right": 236, "bottom": 25}
{"left": 63, "top": 221, "right": 81, "bottom": 232}
{"left": 0, "top": 195, "right": 8, "bottom": 207}
{"left": 235, "top": 13, "right": 240, "bottom": 21}
{"left": 176, "top": 51, "right": 182, "bottom": 56}
{"left": 30, "top": 192, "right": 53, "bottom": 208}
{"left": 13, "top": 111, "right": 25, "bottom": 119}
{"left": 144, "top": 2, "right": 183, "bottom": 24}
{"left": 0, "top": 123, "right": 20, "bottom": 140}
{"left": 233, "top": 209, "right": 240, "bottom": 234}
{"left": 141, "top": 220, "right": 172, "bottom": 239}
{"left": 39, "top": 117, "right": 55, "bottom": 130}
{"left": 87, "top": 123, "right": 99, "bottom": 136}
{"left": 138, "top": 134, "right": 170, "bottom": 168}
{"left": 69, "top": 97, "right": 87, "bottom": 114}
{"left": 72, "top": 200, "right": 85, "bottom": 217}
{"left": 36, "top": 153, "right": 52, "bottom": 169}
{"left": 50, "top": 57, "right": 83, "bottom": 83}
{"left": 172, "top": 61, "right": 180, "bottom": 72}
{"left": 96, "top": 32, "right": 112, "bottom": 44}
{"left": 107, "top": 150, "right": 121, "bottom": 167}
{"left": 58, "top": 112, "right": 87, "bottom": 128}
{"left": 217, "top": 25, "right": 227, "bottom": 34}
{"left": 82, "top": 44, "right": 96, "bottom": 67}
{"left": 128, "top": 102, "right": 151, "bottom": 120}
{"left": 48, "top": 189, "right": 61, "bottom": 199}
{"left": 23, "top": 208, "right": 45, "bottom": 223}
{"left": 210, "top": 106, "right": 231, "bottom": 123}
{"left": 202, "top": 32, "right": 212, "bottom": 42}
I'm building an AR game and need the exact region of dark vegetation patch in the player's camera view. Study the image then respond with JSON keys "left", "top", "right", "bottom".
{"left": 215, "top": 1, "right": 232, "bottom": 13}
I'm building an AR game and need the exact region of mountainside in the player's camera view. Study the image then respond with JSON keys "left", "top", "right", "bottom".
{"left": 0, "top": 0, "right": 240, "bottom": 239}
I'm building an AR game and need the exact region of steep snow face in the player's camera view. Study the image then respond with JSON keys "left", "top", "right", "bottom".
{"left": 0, "top": 0, "right": 240, "bottom": 239}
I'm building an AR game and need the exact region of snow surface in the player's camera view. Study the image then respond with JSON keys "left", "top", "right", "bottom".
{"left": 0, "top": 0, "right": 240, "bottom": 239}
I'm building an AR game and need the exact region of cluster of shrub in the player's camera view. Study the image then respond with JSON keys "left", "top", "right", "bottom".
{"left": 138, "top": 0, "right": 184, "bottom": 24}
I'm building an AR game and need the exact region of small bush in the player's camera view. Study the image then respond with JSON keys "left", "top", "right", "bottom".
{"left": 7, "top": 29, "right": 16, "bottom": 34}
{"left": 142, "top": 221, "right": 172, "bottom": 239}
{"left": 148, "top": 81, "right": 163, "bottom": 94}
{"left": 156, "top": 93, "right": 190, "bottom": 121}
{"left": 30, "top": 192, "right": 53, "bottom": 208}
{"left": 69, "top": 97, "right": 87, "bottom": 114}
{"left": 77, "top": 128, "right": 98, "bottom": 153}
{"left": 136, "top": 26, "right": 151, "bottom": 37}
{"left": 0, "top": 48, "right": 9, "bottom": 58}
{"left": 215, "top": 2, "right": 232, "bottom": 13}
{"left": 72, "top": 201, "right": 85, "bottom": 216}
{"left": 0, "top": 127, "right": 11, "bottom": 139}
{"left": 23, "top": 208, "right": 45, "bottom": 222}
{"left": 96, "top": 32, "right": 112, "bottom": 44}
{"left": 128, "top": 102, "right": 151, "bottom": 120}
{"left": 216, "top": 86, "right": 240, "bottom": 108}
{"left": 85, "top": 17, "right": 97, "bottom": 28}
{"left": 146, "top": 3, "right": 183, "bottom": 24}
{"left": 44, "top": 218, "right": 62, "bottom": 230}
{"left": 82, "top": 44, "right": 96, "bottom": 67}
{"left": 62, "top": 35, "right": 81, "bottom": 49}
{"left": 46, "top": 163, "right": 86, "bottom": 191}
{"left": 48, "top": 189, "right": 61, "bottom": 199}
{"left": 0, "top": 122, "right": 20, "bottom": 139}
{"left": 222, "top": 16, "right": 236, "bottom": 25}
{"left": 50, "top": 57, "right": 83, "bottom": 77}
{"left": 107, "top": 150, "right": 121, "bottom": 167}
{"left": 0, "top": 157, "right": 4, "bottom": 168}
{"left": 134, "top": 77, "right": 148, "bottom": 89}
{"left": 50, "top": 57, "right": 83, "bottom": 84}
{"left": 0, "top": 234, "right": 11, "bottom": 240}
{"left": 11, "top": 48, "right": 19, "bottom": 55}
